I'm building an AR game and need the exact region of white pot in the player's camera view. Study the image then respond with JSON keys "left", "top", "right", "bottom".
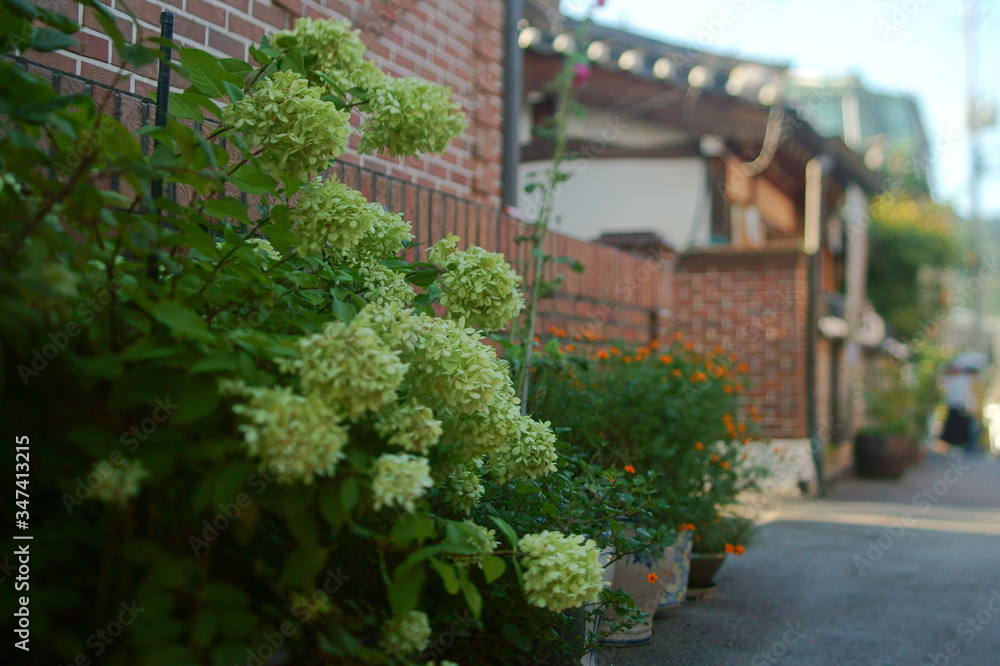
{"left": 599, "top": 539, "right": 660, "bottom": 645}
{"left": 581, "top": 546, "right": 616, "bottom": 665}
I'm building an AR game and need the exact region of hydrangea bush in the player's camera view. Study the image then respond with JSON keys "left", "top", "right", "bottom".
{"left": 0, "top": 3, "right": 611, "bottom": 663}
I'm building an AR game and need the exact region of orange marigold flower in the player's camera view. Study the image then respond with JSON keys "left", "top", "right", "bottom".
{"left": 695, "top": 442, "right": 704, "bottom": 450}
{"left": 557, "top": 328, "right": 567, "bottom": 338}
{"left": 742, "top": 436, "right": 751, "bottom": 444}
{"left": 720, "top": 461, "right": 731, "bottom": 470}
{"left": 597, "top": 350, "right": 610, "bottom": 360}
{"left": 695, "top": 534, "right": 702, "bottom": 542}
{"left": 650, "top": 340, "right": 660, "bottom": 350}
{"left": 548, "top": 326, "right": 558, "bottom": 334}
{"left": 723, "top": 385, "right": 733, "bottom": 394}
{"left": 673, "top": 369, "right": 683, "bottom": 377}
{"left": 710, "top": 454, "right": 720, "bottom": 463}
{"left": 610, "top": 346, "right": 620, "bottom": 356}
{"left": 637, "top": 346, "right": 650, "bottom": 356}
{"left": 738, "top": 423, "right": 746, "bottom": 433}
{"left": 647, "top": 573, "right": 659, "bottom": 583}
{"left": 735, "top": 545, "right": 745, "bottom": 555}
{"left": 533, "top": 336, "right": 540, "bottom": 343}
{"left": 660, "top": 354, "right": 673, "bottom": 364}
{"left": 714, "top": 366, "right": 726, "bottom": 377}
{"left": 573, "top": 334, "right": 582, "bottom": 341}
{"left": 714, "top": 345, "right": 724, "bottom": 355}
{"left": 737, "top": 362, "right": 749, "bottom": 373}
{"left": 565, "top": 344, "right": 575, "bottom": 352}
{"left": 729, "top": 353, "right": 737, "bottom": 363}
{"left": 724, "top": 544, "right": 735, "bottom": 554}
{"left": 673, "top": 331, "right": 684, "bottom": 340}
{"left": 684, "top": 341, "right": 694, "bottom": 351}
{"left": 623, "top": 356, "right": 633, "bottom": 364}
{"left": 624, "top": 465, "right": 636, "bottom": 474}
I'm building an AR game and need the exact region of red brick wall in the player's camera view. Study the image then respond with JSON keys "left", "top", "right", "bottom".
{"left": 39, "top": 0, "right": 504, "bottom": 205}
{"left": 674, "top": 248, "right": 809, "bottom": 439}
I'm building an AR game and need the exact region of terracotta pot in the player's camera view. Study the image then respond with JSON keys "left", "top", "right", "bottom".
{"left": 599, "top": 531, "right": 660, "bottom": 645}
{"left": 854, "top": 432, "right": 911, "bottom": 478}
{"left": 688, "top": 552, "right": 726, "bottom": 589}
{"left": 654, "top": 530, "right": 693, "bottom": 619}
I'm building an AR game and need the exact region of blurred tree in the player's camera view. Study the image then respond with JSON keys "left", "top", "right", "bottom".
{"left": 867, "top": 194, "right": 960, "bottom": 340}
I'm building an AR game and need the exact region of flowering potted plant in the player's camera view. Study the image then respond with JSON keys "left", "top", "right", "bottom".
{"left": 688, "top": 514, "right": 755, "bottom": 592}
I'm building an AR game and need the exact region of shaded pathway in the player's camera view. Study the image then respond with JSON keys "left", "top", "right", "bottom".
{"left": 598, "top": 452, "right": 1000, "bottom": 665}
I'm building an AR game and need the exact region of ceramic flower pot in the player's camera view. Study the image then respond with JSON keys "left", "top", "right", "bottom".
{"left": 654, "top": 529, "right": 693, "bottom": 619}
{"left": 688, "top": 552, "right": 726, "bottom": 590}
{"left": 580, "top": 546, "right": 617, "bottom": 665}
{"left": 854, "top": 432, "right": 910, "bottom": 478}
{"left": 599, "top": 535, "right": 661, "bottom": 645}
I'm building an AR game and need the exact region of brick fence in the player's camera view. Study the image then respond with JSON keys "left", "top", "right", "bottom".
{"left": 20, "top": 0, "right": 814, "bottom": 441}
{"left": 42, "top": 0, "right": 505, "bottom": 206}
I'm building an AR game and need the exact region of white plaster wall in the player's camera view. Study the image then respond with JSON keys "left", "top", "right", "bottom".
{"left": 517, "top": 157, "right": 710, "bottom": 249}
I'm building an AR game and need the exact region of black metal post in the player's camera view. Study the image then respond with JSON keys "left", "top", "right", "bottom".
{"left": 150, "top": 11, "right": 174, "bottom": 203}
{"left": 501, "top": 0, "right": 524, "bottom": 208}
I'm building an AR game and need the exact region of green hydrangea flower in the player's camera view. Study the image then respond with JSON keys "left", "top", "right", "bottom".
{"left": 429, "top": 235, "right": 525, "bottom": 332}
{"left": 359, "top": 76, "right": 467, "bottom": 157}
{"left": 273, "top": 17, "right": 382, "bottom": 94}
{"left": 223, "top": 70, "right": 350, "bottom": 183}
{"left": 440, "top": 462, "right": 485, "bottom": 515}
{"left": 488, "top": 416, "right": 558, "bottom": 484}
{"left": 223, "top": 382, "right": 349, "bottom": 484}
{"left": 91, "top": 459, "right": 148, "bottom": 506}
{"left": 382, "top": 610, "right": 432, "bottom": 656}
{"left": 292, "top": 321, "right": 409, "bottom": 420}
{"left": 450, "top": 520, "right": 498, "bottom": 568}
{"left": 359, "top": 261, "right": 416, "bottom": 307}
{"left": 372, "top": 453, "right": 433, "bottom": 513}
{"left": 518, "top": 531, "right": 604, "bottom": 612}
{"left": 374, "top": 398, "right": 442, "bottom": 453}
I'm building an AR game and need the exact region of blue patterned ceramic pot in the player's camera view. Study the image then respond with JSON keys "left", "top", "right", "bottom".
{"left": 654, "top": 529, "right": 693, "bottom": 619}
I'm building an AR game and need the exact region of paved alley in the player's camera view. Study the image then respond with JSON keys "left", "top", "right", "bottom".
{"left": 598, "top": 452, "right": 1000, "bottom": 666}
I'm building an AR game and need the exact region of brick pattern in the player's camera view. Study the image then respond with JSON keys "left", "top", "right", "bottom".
{"left": 49, "top": 0, "right": 504, "bottom": 206}
{"left": 674, "top": 250, "right": 810, "bottom": 439}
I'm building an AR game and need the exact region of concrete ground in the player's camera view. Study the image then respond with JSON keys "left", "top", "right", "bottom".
{"left": 597, "top": 452, "right": 1000, "bottom": 666}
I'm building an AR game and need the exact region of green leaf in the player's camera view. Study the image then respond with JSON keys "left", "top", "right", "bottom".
{"left": 179, "top": 47, "right": 226, "bottom": 97}
{"left": 203, "top": 197, "right": 250, "bottom": 224}
{"left": 429, "top": 558, "right": 460, "bottom": 594}
{"left": 222, "top": 79, "right": 244, "bottom": 102}
{"left": 490, "top": 516, "right": 518, "bottom": 551}
{"left": 230, "top": 164, "right": 278, "bottom": 195}
{"left": 168, "top": 94, "right": 204, "bottom": 123}
{"left": 481, "top": 555, "right": 505, "bottom": 585}
{"left": 27, "top": 27, "right": 78, "bottom": 52}
{"left": 340, "top": 476, "right": 358, "bottom": 515}
{"left": 248, "top": 45, "right": 271, "bottom": 67}
{"left": 281, "top": 545, "right": 329, "bottom": 589}
{"left": 148, "top": 301, "right": 214, "bottom": 342}
{"left": 407, "top": 268, "right": 439, "bottom": 288}
{"left": 388, "top": 564, "right": 424, "bottom": 616}
{"left": 459, "top": 572, "right": 483, "bottom": 618}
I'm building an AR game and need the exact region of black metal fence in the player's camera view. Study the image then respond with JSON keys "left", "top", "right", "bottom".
{"left": 13, "top": 56, "right": 533, "bottom": 272}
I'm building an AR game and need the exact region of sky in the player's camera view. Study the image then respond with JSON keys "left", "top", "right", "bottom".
{"left": 562, "top": 0, "right": 1000, "bottom": 221}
